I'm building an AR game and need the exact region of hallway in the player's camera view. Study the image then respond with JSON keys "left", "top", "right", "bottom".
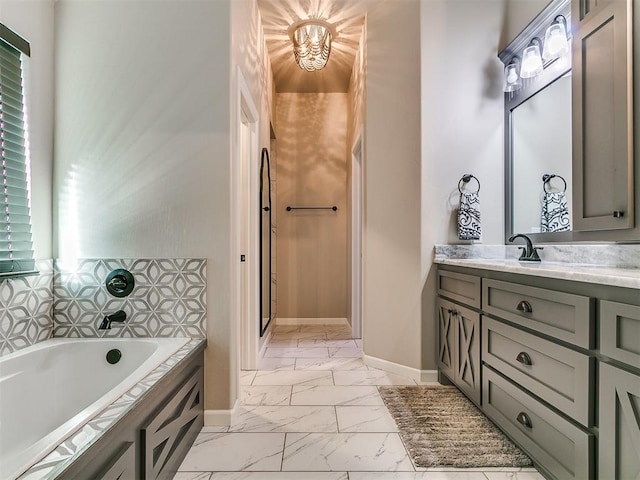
{"left": 176, "top": 325, "right": 543, "bottom": 479}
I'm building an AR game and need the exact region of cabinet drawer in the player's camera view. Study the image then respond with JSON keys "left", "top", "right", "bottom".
{"left": 437, "top": 270, "right": 481, "bottom": 308}
{"left": 483, "top": 317, "right": 594, "bottom": 426}
{"left": 482, "top": 279, "right": 594, "bottom": 348}
{"left": 600, "top": 300, "right": 640, "bottom": 370}
{"left": 483, "top": 367, "right": 594, "bottom": 480}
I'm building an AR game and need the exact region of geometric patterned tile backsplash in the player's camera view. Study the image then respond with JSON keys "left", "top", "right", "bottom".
{"left": 53, "top": 258, "right": 206, "bottom": 339}
{"left": 0, "top": 259, "right": 54, "bottom": 357}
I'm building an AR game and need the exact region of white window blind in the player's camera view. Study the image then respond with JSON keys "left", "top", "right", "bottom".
{"left": 0, "top": 26, "right": 34, "bottom": 276}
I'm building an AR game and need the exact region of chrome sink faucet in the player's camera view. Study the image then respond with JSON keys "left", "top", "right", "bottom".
{"left": 99, "top": 310, "right": 127, "bottom": 330}
{"left": 508, "top": 234, "right": 543, "bottom": 262}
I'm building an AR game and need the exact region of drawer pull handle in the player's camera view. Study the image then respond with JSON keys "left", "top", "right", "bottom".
{"left": 516, "top": 352, "right": 532, "bottom": 366}
{"left": 613, "top": 211, "right": 625, "bottom": 218}
{"left": 516, "top": 412, "right": 533, "bottom": 429}
{"left": 516, "top": 300, "right": 533, "bottom": 313}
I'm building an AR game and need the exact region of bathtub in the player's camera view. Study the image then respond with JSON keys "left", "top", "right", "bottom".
{"left": 0, "top": 337, "right": 190, "bottom": 480}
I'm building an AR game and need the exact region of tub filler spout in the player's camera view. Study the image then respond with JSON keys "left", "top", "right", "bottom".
{"left": 99, "top": 310, "right": 127, "bottom": 330}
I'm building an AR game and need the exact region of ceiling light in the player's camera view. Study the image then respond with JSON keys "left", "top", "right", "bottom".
{"left": 542, "top": 15, "right": 569, "bottom": 62}
{"left": 288, "top": 19, "right": 335, "bottom": 72}
{"left": 520, "top": 38, "right": 543, "bottom": 78}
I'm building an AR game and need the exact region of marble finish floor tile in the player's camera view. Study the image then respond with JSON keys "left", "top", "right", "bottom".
{"left": 336, "top": 406, "right": 399, "bottom": 432}
{"left": 264, "top": 347, "right": 329, "bottom": 358}
{"left": 209, "top": 474, "right": 348, "bottom": 480}
{"left": 328, "top": 347, "right": 362, "bottom": 358}
{"left": 348, "top": 474, "right": 489, "bottom": 480}
{"left": 256, "top": 357, "right": 297, "bottom": 371}
{"left": 174, "top": 473, "right": 212, "bottom": 480}
{"left": 264, "top": 338, "right": 300, "bottom": 348}
{"left": 273, "top": 332, "right": 328, "bottom": 341}
{"left": 178, "top": 433, "right": 284, "bottom": 471}
{"left": 240, "top": 371, "right": 257, "bottom": 386}
{"left": 253, "top": 370, "right": 334, "bottom": 386}
{"left": 282, "top": 432, "right": 414, "bottom": 471}
{"left": 200, "top": 426, "right": 230, "bottom": 433}
{"left": 325, "top": 331, "right": 355, "bottom": 340}
{"left": 240, "top": 386, "right": 292, "bottom": 406}
{"left": 290, "top": 385, "right": 384, "bottom": 406}
{"left": 294, "top": 357, "right": 369, "bottom": 371}
{"left": 297, "top": 339, "right": 358, "bottom": 348}
{"left": 230, "top": 406, "right": 338, "bottom": 433}
{"left": 333, "top": 370, "right": 417, "bottom": 386}
{"left": 484, "top": 473, "right": 546, "bottom": 480}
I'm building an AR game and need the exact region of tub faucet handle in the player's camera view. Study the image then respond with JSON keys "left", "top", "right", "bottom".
{"left": 99, "top": 310, "right": 127, "bottom": 330}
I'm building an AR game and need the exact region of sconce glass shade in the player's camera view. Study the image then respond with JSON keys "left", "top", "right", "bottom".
{"left": 503, "top": 62, "right": 522, "bottom": 92}
{"left": 290, "top": 20, "right": 333, "bottom": 72}
{"left": 520, "top": 41, "right": 543, "bottom": 78}
{"left": 542, "top": 19, "right": 569, "bottom": 61}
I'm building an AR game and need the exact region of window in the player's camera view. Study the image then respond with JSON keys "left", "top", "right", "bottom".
{"left": 0, "top": 24, "right": 34, "bottom": 276}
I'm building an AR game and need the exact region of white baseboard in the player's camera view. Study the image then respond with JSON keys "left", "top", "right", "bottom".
{"left": 204, "top": 399, "right": 238, "bottom": 427}
{"left": 258, "top": 329, "right": 272, "bottom": 358}
{"left": 363, "top": 354, "right": 439, "bottom": 383}
{"left": 276, "top": 317, "right": 349, "bottom": 326}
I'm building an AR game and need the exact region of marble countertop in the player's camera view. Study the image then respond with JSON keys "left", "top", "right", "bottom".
{"left": 434, "top": 245, "right": 640, "bottom": 290}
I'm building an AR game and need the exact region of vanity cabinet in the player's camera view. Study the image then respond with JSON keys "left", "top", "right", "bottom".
{"left": 437, "top": 270, "right": 482, "bottom": 405}
{"left": 434, "top": 265, "right": 640, "bottom": 479}
{"left": 571, "top": 0, "right": 634, "bottom": 232}
{"left": 599, "top": 299, "right": 640, "bottom": 479}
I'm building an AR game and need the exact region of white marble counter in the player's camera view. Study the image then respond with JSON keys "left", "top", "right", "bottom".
{"left": 434, "top": 245, "right": 640, "bottom": 290}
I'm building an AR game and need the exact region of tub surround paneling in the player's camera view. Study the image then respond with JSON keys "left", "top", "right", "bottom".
{"left": 18, "top": 338, "right": 205, "bottom": 480}
{"left": 53, "top": 258, "right": 206, "bottom": 338}
{"left": 0, "top": 259, "right": 54, "bottom": 357}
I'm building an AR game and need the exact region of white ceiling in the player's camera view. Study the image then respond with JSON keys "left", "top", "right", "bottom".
{"left": 256, "top": 0, "right": 368, "bottom": 93}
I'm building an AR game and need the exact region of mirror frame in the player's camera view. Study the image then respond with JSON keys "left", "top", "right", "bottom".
{"left": 259, "top": 147, "right": 272, "bottom": 337}
{"left": 501, "top": 0, "right": 573, "bottom": 244}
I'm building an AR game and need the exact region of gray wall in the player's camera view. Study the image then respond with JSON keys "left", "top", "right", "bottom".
{"left": 365, "top": 0, "right": 423, "bottom": 370}
{"left": 419, "top": 0, "right": 506, "bottom": 370}
{"left": 53, "top": 0, "right": 232, "bottom": 411}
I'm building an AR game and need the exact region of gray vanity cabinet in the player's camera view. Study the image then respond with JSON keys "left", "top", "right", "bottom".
{"left": 572, "top": 0, "right": 634, "bottom": 232}
{"left": 599, "top": 363, "right": 640, "bottom": 479}
{"left": 599, "top": 300, "right": 640, "bottom": 479}
{"left": 436, "top": 271, "right": 482, "bottom": 405}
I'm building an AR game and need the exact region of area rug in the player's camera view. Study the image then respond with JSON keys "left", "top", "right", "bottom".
{"left": 378, "top": 385, "right": 533, "bottom": 468}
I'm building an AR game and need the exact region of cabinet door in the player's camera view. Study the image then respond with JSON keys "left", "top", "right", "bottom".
{"left": 97, "top": 443, "right": 136, "bottom": 480}
{"left": 437, "top": 298, "right": 456, "bottom": 381}
{"left": 453, "top": 305, "right": 481, "bottom": 406}
{"left": 599, "top": 363, "right": 640, "bottom": 479}
{"left": 572, "top": 0, "right": 634, "bottom": 231}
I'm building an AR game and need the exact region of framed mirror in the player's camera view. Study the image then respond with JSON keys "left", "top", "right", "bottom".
{"left": 503, "top": 0, "right": 573, "bottom": 243}
{"left": 259, "top": 147, "right": 272, "bottom": 337}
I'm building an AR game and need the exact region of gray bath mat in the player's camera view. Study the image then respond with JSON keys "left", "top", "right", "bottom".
{"left": 378, "top": 385, "right": 533, "bottom": 468}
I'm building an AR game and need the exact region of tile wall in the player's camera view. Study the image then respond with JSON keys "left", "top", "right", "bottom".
{"left": 54, "top": 258, "right": 206, "bottom": 338}
{"left": 0, "top": 260, "right": 54, "bottom": 356}
{"left": 0, "top": 257, "right": 207, "bottom": 357}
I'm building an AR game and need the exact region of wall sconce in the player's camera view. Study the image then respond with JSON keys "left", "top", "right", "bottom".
{"left": 503, "top": 57, "right": 522, "bottom": 92}
{"left": 288, "top": 19, "right": 335, "bottom": 72}
{"left": 542, "top": 15, "right": 569, "bottom": 62}
{"left": 520, "top": 38, "right": 544, "bottom": 78}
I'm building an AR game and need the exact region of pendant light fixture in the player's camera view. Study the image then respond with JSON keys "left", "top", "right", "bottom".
{"left": 288, "top": 19, "right": 335, "bottom": 72}
{"left": 520, "top": 38, "right": 544, "bottom": 78}
{"left": 542, "top": 15, "right": 569, "bottom": 62}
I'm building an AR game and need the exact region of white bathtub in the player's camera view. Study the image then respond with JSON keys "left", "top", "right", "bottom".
{"left": 0, "top": 337, "right": 189, "bottom": 480}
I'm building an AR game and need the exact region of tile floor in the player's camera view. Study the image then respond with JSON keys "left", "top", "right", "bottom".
{"left": 176, "top": 324, "right": 544, "bottom": 480}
